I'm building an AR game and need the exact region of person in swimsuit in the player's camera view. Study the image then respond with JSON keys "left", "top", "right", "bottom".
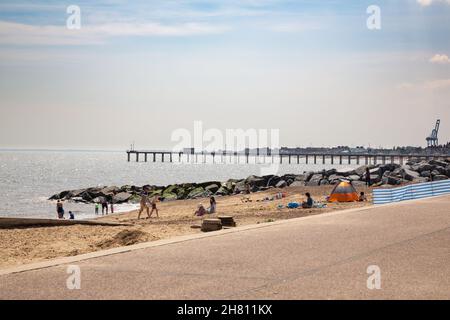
{"left": 56, "top": 200, "right": 64, "bottom": 219}
{"left": 149, "top": 196, "right": 159, "bottom": 218}
{"left": 138, "top": 191, "right": 151, "bottom": 219}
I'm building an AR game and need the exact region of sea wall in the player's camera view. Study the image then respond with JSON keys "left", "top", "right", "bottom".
{"left": 49, "top": 158, "right": 450, "bottom": 204}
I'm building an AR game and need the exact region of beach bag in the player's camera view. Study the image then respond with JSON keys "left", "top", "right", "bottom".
{"left": 287, "top": 202, "right": 299, "bottom": 209}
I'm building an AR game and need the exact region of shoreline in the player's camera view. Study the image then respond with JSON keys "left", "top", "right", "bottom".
{"left": 0, "top": 185, "right": 373, "bottom": 270}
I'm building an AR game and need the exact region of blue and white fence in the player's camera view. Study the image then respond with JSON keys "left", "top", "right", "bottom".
{"left": 373, "top": 179, "right": 450, "bottom": 205}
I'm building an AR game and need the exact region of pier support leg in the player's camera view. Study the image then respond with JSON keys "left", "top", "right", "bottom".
{"left": 331, "top": 156, "right": 334, "bottom": 165}
{"left": 339, "top": 155, "right": 342, "bottom": 165}
{"left": 289, "top": 155, "right": 291, "bottom": 164}
{"left": 153, "top": 153, "right": 156, "bottom": 162}
{"left": 127, "top": 153, "right": 130, "bottom": 162}
{"left": 322, "top": 155, "right": 325, "bottom": 164}
{"left": 314, "top": 155, "right": 317, "bottom": 164}
{"left": 348, "top": 155, "right": 351, "bottom": 164}
{"left": 144, "top": 153, "right": 147, "bottom": 162}
{"left": 136, "top": 153, "right": 139, "bottom": 162}
{"left": 170, "top": 153, "right": 172, "bottom": 162}
{"left": 162, "top": 153, "right": 165, "bottom": 162}
{"left": 356, "top": 156, "right": 360, "bottom": 165}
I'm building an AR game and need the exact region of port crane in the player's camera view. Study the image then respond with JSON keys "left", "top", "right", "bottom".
{"left": 426, "top": 119, "right": 440, "bottom": 147}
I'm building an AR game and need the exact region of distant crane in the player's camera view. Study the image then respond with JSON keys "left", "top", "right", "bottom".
{"left": 426, "top": 119, "right": 440, "bottom": 147}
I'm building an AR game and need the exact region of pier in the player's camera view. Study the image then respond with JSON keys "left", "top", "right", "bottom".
{"left": 126, "top": 149, "right": 449, "bottom": 166}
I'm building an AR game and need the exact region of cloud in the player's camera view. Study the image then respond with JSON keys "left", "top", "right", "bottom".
{"left": 397, "top": 79, "right": 450, "bottom": 90}
{"left": 429, "top": 54, "right": 450, "bottom": 64}
{"left": 0, "top": 20, "right": 230, "bottom": 45}
{"left": 423, "top": 79, "right": 450, "bottom": 90}
{"left": 417, "top": 0, "right": 450, "bottom": 6}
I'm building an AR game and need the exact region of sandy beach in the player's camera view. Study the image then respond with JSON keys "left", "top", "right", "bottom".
{"left": 0, "top": 185, "right": 373, "bottom": 270}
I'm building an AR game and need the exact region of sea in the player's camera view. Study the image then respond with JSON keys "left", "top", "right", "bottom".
{"left": 0, "top": 150, "right": 358, "bottom": 220}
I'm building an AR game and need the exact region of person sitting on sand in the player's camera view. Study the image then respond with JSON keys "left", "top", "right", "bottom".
{"left": 207, "top": 196, "right": 216, "bottom": 214}
{"left": 69, "top": 211, "right": 75, "bottom": 220}
{"left": 138, "top": 191, "right": 151, "bottom": 219}
{"left": 149, "top": 195, "right": 159, "bottom": 218}
{"left": 302, "top": 193, "right": 314, "bottom": 209}
{"left": 194, "top": 203, "right": 207, "bottom": 217}
{"left": 359, "top": 192, "right": 367, "bottom": 202}
{"left": 56, "top": 200, "right": 64, "bottom": 219}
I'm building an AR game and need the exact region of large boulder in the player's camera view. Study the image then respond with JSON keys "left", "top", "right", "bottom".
{"left": 198, "top": 181, "right": 221, "bottom": 189}
{"left": 414, "top": 162, "right": 434, "bottom": 173}
{"left": 267, "top": 176, "right": 282, "bottom": 187}
{"left": 420, "top": 170, "right": 431, "bottom": 178}
{"left": 245, "top": 175, "right": 266, "bottom": 188}
{"left": 429, "top": 159, "right": 448, "bottom": 168}
{"left": 400, "top": 167, "right": 420, "bottom": 181}
{"left": 369, "top": 167, "right": 381, "bottom": 176}
{"left": 289, "top": 181, "right": 305, "bottom": 187}
{"left": 161, "top": 192, "right": 177, "bottom": 201}
{"left": 294, "top": 174, "right": 308, "bottom": 181}
{"left": 370, "top": 174, "right": 381, "bottom": 184}
{"left": 205, "top": 183, "right": 220, "bottom": 194}
{"left": 354, "top": 165, "right": 368, "bottom": 177}
{"left": 113, "top": 192, "right": 132, "bottom": 203}
{"left": 100, "top": 186, "right": 119, "bottom": 195}
{"left": 275, "top": 180, "right": 287, "bottom": 188}
{"left": 215, "top": 186, "right": 230, "bottom": 196}
{"left": 348, "top": 175, "right": 360, "bottom": 181}
{"left": 328, "top": 174, "right": 346, "bottom": 183}
{"left": 306, "top": 174, "right": 322, "bottom": 186}
{"left": 187, "top": 187, "right": 208, "bottom": 199}
{"left": 335, "top": 168, "right": 356, "bottom": 177}
{"left": 382, "top": 175, "right": 402, "bottom": 186}
{"left": 233, "top": 180, "right": 247, "bottom": 193}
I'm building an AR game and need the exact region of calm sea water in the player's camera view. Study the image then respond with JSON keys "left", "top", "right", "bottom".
{"left": 0, "top": 151, "right": 357, "bottom": 219}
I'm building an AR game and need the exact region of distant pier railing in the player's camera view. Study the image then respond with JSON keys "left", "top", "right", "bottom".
{"left": 126, "top": 149, "right": 449, "bottom": 165}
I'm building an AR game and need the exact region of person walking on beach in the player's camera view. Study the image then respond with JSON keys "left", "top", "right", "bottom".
{"left": 110, "top": 201, "right": 114, "bottom": 214}
{"left": 95, "top": 203, "right": 99, "bottom": 215}
{"left": 365, "top": 167, "right": 371, "bottom": 187}
{"left": 56, "top": 200, "right": 64, "bottom": 219}
{"left": 138, "top": 191, "right": 151, "bottom": 219}
{"left": 149, "top": 195, "right": 159, "bottom": 218}
{"left": 101, "top": 198, "right": 108, "bottom": 215}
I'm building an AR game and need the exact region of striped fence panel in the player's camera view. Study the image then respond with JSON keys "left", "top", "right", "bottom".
{"left": 373, "top": 179, "right": 450, "bottom": 204}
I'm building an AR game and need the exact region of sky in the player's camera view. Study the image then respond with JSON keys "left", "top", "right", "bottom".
{"left": 0, "top": 0, "right": 449, "bottom": 150}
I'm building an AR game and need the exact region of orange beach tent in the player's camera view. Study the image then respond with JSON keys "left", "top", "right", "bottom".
{"left": 328, "top": 180, "right": 359, "bottom": 202}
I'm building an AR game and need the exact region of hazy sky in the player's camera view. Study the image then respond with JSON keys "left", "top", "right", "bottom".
{"left": 0, "top": 0, "right": 449, "bottom": 150}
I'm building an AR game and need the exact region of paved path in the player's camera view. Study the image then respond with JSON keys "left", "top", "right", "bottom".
{"left": 1, "top": 196, "right": 449, "bottom": 299}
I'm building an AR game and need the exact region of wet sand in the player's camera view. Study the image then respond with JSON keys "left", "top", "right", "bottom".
{"left": 0, "top": 185, "right": 373, "bottom": 269}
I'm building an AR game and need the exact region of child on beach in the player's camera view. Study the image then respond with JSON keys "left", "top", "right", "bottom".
{"left": 359, "top": 192, "right": 367, "bottom": 202}
{"left": 194, "top": 203, "right": 206, "bottom": 216}
{"left": 149, "top": 196, "right": 159, "bottom": 218}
